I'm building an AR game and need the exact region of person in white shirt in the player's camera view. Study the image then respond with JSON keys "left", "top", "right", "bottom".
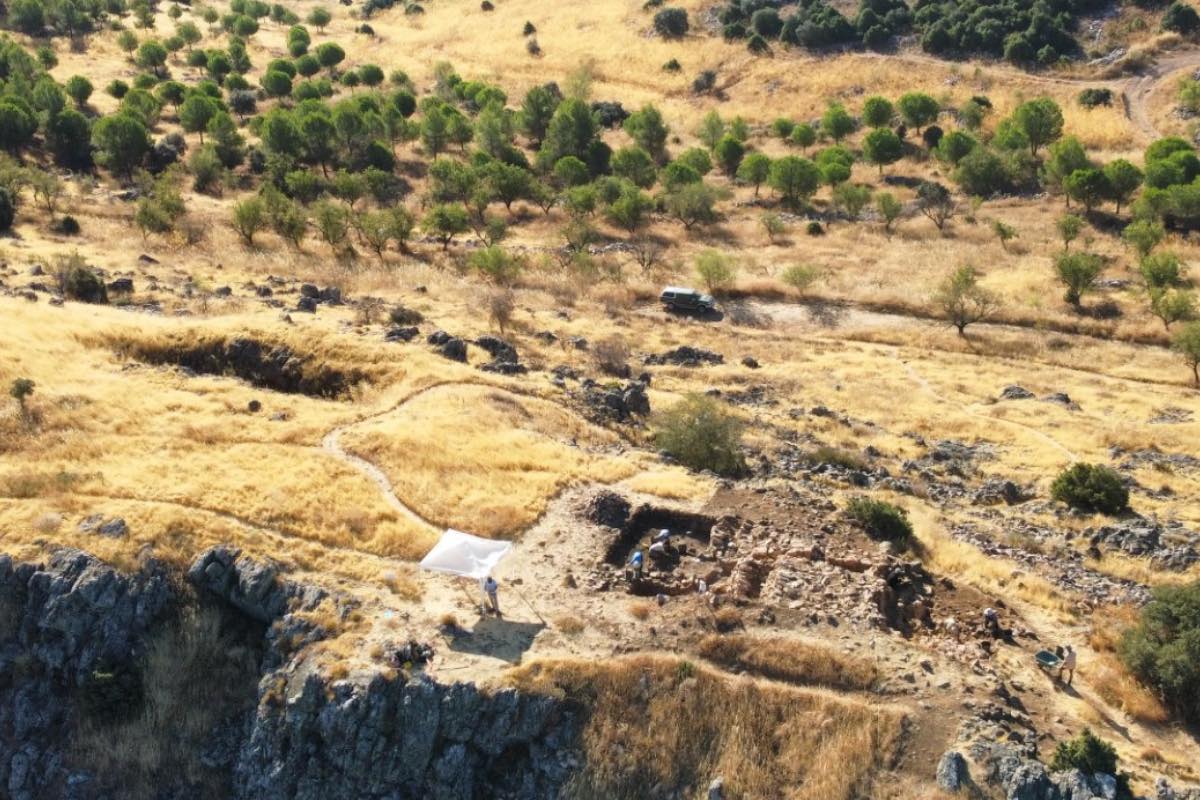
{"left": 481, "top": 576, "right": 500, "bottom": 616}
{"left": 1058, "top": 644, "right": 1077, "bottom": 686}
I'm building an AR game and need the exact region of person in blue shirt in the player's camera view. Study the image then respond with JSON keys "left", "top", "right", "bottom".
{"left": 628, "top": 550, "right": 644, "bottom": 581}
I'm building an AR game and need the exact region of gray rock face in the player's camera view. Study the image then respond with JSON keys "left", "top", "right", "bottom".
{"left": 968, "top": 744, "right": 1135, "bottom": 800}
{"left": 0, "top": 550, "right": 172, "bottom": 798}
{"left": 0, "top": 549, "right": 171, "bottom": 683}
{"left": 188, "top": 546, "right": 327, "bottom": 629}
{"left": 936, "top": 751, "right": 970, "bottom": 792}
{"left": 234, "top": 673, "right": 577, "bottom": 800}
{"left": 0, "top": 547, "right": 586, "bottom": 800}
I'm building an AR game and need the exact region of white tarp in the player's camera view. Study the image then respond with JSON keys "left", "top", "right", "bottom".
{"left": 418, "top": 529, "right": 512, "bottom": 581}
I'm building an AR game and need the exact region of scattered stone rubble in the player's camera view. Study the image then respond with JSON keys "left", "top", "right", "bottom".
{"left": 951, "top": 522, "right": 1151, "bottom": 607}
{"left": 1085, "top": 518, "right": 1199, "bottom": 572}
{"left": 475, "top": 335, "right": 527, "bottom": 375}
{"left": 934, "top": 742, "right": 1126, "bottom": 800}
{"left": 427, "top": 330, "right": 468, "bottom": 362}
{"left": 643, "top": 346, "right": 724, "bottom": 367}
{"left": 573, "top": 378, "right": 650, "bottom": 422}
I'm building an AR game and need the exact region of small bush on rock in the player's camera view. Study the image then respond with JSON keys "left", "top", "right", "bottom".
{"left": 1049, "top": 729, "right": 1131, "bottom": 797}
{"left": 846, "top": 497, "right": 913, "bottom": 545}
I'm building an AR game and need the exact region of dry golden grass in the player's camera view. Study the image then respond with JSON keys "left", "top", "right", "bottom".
{"left": 1085, "top": 553, "right": 1200, "bottom": 587}
{"left": 1090, "top": 652, "right": 1170, "bottom": 724}
{"left": 553, "top": 614, "right": 586, "bottom": 635}
{"left": 340, "top": 383, "right": 640, "bottom": 537}
{"left": 627, "top": 600, "right": 654, "bottom": 621}
{"left": 697, "top": 633, "right": 878, "bottom": 691}
{"left": 505, "top": 654, "right": 906, "bottom": 800}
{"left": 904, "top": 503, "right": 1079, "bottom": 618}
{"left": 1084, "top": 606, "right": 1171, "bottom": 724}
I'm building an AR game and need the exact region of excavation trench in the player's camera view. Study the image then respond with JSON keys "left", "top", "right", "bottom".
{"left": 603, "top": 504, "right": 717, "bottom": 567}
{"left": 117, "top": 336, "right": 365, "bottom": 399}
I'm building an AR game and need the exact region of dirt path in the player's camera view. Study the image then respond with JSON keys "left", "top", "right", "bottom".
{"left": 322, "top": 426, "right": 439, "bottom": 532}
{"left": 1121, "top": 49, "right": 1200, "bottom": 141}
{"left": 857, "top": 46, "right": 1200, "bottom": 142}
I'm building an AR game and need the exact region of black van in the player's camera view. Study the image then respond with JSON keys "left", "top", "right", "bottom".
{"left": 659, "top": 286, "right": 716, "bottom": 312}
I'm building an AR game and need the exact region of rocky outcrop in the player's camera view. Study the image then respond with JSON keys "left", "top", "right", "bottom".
{"left": 576, "top": 378, "right": 650, "bottom": 422}
{"left": 0, "top": 550, "right": 173, "bottom": 799}
{"left": 936, "top": 750, "right": 970, "bottom": 792}
{"left": 0, "top": 547, "right": 586, "bottom": 800}
{"left": 235, "top": 673, "right": 578, "bottom": 800}
{"left": 644, "top": 346, "right": 724, "bottom": 367}
{"left": 428, "top": 330, "right": 468, "bottom": 363}
{"left": 1000, "top": 385, "right": 1035, "bottom": 400}
{"left": 963, "top": 743, "right": 1125, "bottom": 800}
{"left": 0, "top": 549, "right": 171, "bottom": 684}
{"left": 476, "top": 335, "right": 527, "bottom": 375}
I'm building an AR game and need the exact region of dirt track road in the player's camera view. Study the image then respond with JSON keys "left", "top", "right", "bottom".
{"left": 860, "top": 47, "right": 1200, "bottom": 142}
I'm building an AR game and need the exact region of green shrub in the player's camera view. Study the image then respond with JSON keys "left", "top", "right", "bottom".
{"left": 61, "top": 261, "right": 108, "bottom": 304}
{"left": 1049, "top": 729, "right": 1132, "bottom": 796}
{"left": 653, "top": 7, "right": 689, "bottom": 38}
{"left": 694, "top": 249, "right": 735, "bottom": 294}
{"left": 1050, "top": 463, "right": 1128, "bottom": 515}
{"left": 652, "top": 394, "right": 745, "bottom": 477}
{"left": 0, "top": 187, "right": 13, "bottom": 232}
{"left": 1080, "top": 88, "right": 1113, "bottom": 108}
{"left": 845, "top": 497, "right": 913, "bottom": 544}
{"left": 51, "top": 215, "right": 81, "bottom": 236}
{"left": 1050, "top": 728, "right": 1118, "bottom": 775}
{"left": 1120, "top": 581, "right": 1200, "bottom": 723}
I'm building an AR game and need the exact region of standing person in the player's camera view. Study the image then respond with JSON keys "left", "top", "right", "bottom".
{"left": 482, "top": 575, "right": 500, "bottom": 616}
{"left": 983, "top": 607, "right": 1001, "bottom": 638}
{"left": 1058, "top": 644, "right": 1077, "bottom": 686}
{"left": 629, "top": 550, "right": 644, "bottom": 581}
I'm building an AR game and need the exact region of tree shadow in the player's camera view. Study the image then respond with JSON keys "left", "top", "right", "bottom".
{"left": 666, "top": 306, "right": 724, "bottom": 323}
{"left": 445, "top": 617, "right": 545, "bottom": 664}
{"left": 804, "top": 299, "right": 847, "bottom": 328}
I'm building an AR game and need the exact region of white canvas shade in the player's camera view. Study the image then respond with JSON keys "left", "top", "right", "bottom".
{"left": 419, "top": 529, "right": 512, "bottom": 581}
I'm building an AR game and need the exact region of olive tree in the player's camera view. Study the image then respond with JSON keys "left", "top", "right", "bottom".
{"left": 1054, "top": 251, "right": 1104, "bottom": 308}
{"left": 1172, "top": 321, "right": 1200, "bottom": 385}
{"left": 934, "top": 265, "right": 999, "bottom": 335}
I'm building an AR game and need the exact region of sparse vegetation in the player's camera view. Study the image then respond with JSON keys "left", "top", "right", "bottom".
{"left": 0, "top": 5, "right": 1196, "bottom": 795}
{"left": 652, "top": 394, "right": 745, "bottom": 477}
{"left": 934, "top": 265, "right": 998, "bottom": 335}
{"left": 1120, "top": 581, "right": 1200, "bottom": 723}
{"left": 1051, "top": 463, "right": 1129, "bottom": 515}
{"left": 697, "top": 634, "right": 877, "bottom": 690}
{"left": 846, "top": 497, "right": 913, "bottom": 545}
